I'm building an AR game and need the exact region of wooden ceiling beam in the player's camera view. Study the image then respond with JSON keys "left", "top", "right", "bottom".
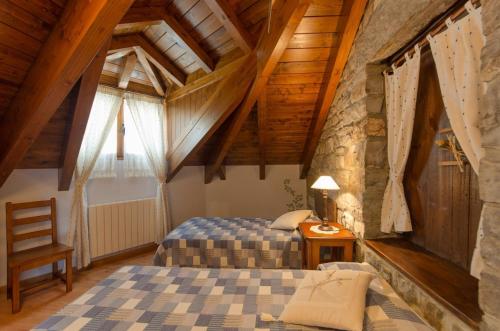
{"left": 167, "top": 55, "right": 246, "bottom": 101}
{"left": 204, "top": 0, "right": 254, "bottom": 53}
{"left": 167, "top": 54, "right": 257, "bottom": 180}
{"left": 118, "top": 52, "right": 138, "bottom": 89}
{"left": 58, "top": 41, "right": 109, "bottom": 191}
{"left": 134, "top": 47, "right": 164, "bottom": 96}
{"left": 257, "top": 93, "right": 267, "bottom": 180}
{"left": 119, "top": 7, "right": 215, "bottom": 72}
{"left": 110, "top": 34, "right": 186, "bottom": 86}
{"left": 203, "top": 0, "right": 312, "bottom": 184}
{"left": 300, "top": 0, "right": 368, "bottom": 179}
{"left": 107, "top": 49, "right": 133, "bottom": 61}
{"left": 0, "top": 0, "right": 134, "bottom": 187}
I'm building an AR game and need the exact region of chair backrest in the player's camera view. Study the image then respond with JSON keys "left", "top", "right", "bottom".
{"left": 5, "top": 198, "right": 57, "bottom": 256}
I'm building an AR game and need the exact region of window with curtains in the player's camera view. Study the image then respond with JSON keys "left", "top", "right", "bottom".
{"left": 91, "top": 100, "right": 154, "bottom": 179}
{"left": 402, "top": 47, "right": 482, "bottom": 271}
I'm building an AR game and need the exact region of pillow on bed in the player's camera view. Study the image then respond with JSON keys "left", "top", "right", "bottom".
{"left": 279, "top": 270, "right": 374, "bottom": 331}
{"left": 269, "top": 210, "right": 312, "bottom": 230}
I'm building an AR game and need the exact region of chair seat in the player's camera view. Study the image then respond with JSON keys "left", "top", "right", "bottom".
{"left": 8, "top": 243, "right": 73, "bottom": 269}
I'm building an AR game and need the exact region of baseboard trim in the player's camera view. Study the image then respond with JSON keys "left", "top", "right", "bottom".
{"left": 0, "top": 243, "right": 158, "bottom": 294}
{"left": 90, "top": 243, "right": 158, "bottom": 268}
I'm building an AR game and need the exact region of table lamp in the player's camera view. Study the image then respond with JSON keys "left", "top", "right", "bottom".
{"left": 311, "top": 176, "right": 340, "bottom": 231}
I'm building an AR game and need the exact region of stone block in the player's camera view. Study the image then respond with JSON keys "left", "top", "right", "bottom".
{"left": 366, "top": 94, "right": 385, "bottom": 114}
{"left": 479, "top": 150, "right": 500, "bottom": 203}
{"left": 479, "top": 78, "right": 500, "bottom": 147}
{"left": 479, "top": 266, "right": 500, "bottom": 316}
{"left": 366, "top": 140, "right": 387, "bottom": 168}
{"left": 366, "top": 117, "right": 386, "bottom": 136}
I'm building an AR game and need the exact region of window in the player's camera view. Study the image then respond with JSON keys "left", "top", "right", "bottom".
{"left": 91, "top": 99, "right": 153, "bottom": 179}
{"left": 403, "top": 47, "right": 481, "bottom": 271}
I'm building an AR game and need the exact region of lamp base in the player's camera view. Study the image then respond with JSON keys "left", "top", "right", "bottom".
{"left": 318, "top": 224, "right": 336, "bottom": 232}
{"left": 319, "top": 219, "right": 337, "bottom": 232}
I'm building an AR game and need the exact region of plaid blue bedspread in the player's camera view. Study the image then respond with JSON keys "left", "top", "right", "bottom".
{"left": 153, "top": 217, "right": 303, "bottom": 269}
{"left": 34, "top": 264, "right": 433, "bottom": 330}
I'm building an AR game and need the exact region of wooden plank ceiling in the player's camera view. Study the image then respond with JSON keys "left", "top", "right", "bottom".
{"left": 0, "top": 0, "right": 365, "bottom": 184}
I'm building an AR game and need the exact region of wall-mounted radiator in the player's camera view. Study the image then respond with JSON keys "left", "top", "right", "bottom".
{"left": 88, "top": 198, "right": 156, "bottom": 259}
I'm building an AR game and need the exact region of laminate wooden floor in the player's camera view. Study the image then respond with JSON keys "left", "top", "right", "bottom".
{"left": 0, "top": 252, "right": 153, "bottom": 331}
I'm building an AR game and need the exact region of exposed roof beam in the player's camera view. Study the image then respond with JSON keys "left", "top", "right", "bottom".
{"left": 204, "top": 0, "right": 312, "bottom": 184}
{"left": 166, "top": 54, "right": 257, "bottom": 180}
{"left": 0, "top": 0, "right": 134, "bottom": 187}
{"left": 218, "top": 165, "right": 226, "bottom": 180}
{"left": 135, "top": 47, "right": 164, "bottom": 96}
{"left": 58, "top": 41, "right": 109, "bottom": 191}
{"left": 204, "top": 0, "right": 254, "bottom": 53}
{"left": 110, "top": 34, "right": 186, "bottom": 86}
{"left": 257, "top": 93, "right": 267, "bottom": 180}
{"left": 107, "top": 49, "right": 133, "bottom": 61}
{"left": 119, "top": 7, "right": 215, "bottom": 72}
{"left": 167, "top": 55, "right": 246, "bottom": 101}
{"left": 99, "top": 74, "right": 159, "bottom": 97}
{"left": 300, "top": 0, "right": 368, "bottom": 179}
{"left": 118, "top": 52, "right": 138, "bottom": 89}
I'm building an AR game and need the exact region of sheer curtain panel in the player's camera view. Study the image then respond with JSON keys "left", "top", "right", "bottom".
{"left": 123, "top": 101, "right": 154, "bottom": 178}
{"left": 67, "top": 86, "right": 123, "bottom": 268}
{"left": 126, "top": 93, "right": 172, "bottom": 242}
{"left": 428, "top": 2, "right": 485, "bottom": 278}
{"left": 381, "top": 46, "right": 421, "bottom": 233}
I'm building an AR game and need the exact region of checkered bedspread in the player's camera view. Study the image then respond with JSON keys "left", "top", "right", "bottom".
{"left": 153, "top": 217, "right": 303, "bottom": 269}
{"left": 35, "top": 264, "right": 433, "bottom": 330}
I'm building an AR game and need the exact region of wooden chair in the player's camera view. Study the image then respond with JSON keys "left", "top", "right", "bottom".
{"left": 6, "top": 198, "right": 73, "bottom": 313}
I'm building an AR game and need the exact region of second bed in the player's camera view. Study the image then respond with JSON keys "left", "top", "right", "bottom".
{"left": 153, "top": 217, "right": 303, "bottom": 269}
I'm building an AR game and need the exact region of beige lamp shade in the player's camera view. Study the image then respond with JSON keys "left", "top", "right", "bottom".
{"left": 311, "top": 176, "right": 340, "bottom": 190}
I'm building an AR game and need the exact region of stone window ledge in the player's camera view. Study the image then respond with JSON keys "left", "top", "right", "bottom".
{"left": 365, "top": 238, "right": 481, "bottom": 329}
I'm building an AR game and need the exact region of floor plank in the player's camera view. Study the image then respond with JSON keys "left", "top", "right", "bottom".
{"left": 0, "top": 252, "right": 153, "bottom": 330}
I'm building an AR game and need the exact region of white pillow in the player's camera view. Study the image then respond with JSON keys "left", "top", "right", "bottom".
{"left": 269, "top": 210, "right": 312, "bottom": 230}
{"left": 279, "top": 270, "right": 374, "bottom": 331}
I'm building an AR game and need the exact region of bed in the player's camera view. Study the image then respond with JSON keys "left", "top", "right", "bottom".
{"left": 34, "top": 263, "right": 433, "bottom": 331}
{"left": 153, "top": 217, "right": 303, "bottom": 269}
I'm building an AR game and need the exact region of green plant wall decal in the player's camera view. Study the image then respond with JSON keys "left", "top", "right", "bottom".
{"left": 284, "top": 178, "right": 304, "bottom": 211}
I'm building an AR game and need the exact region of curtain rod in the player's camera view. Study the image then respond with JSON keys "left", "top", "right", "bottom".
{"left": 388, "top": 0, "right": 481, "bottom": 70}
{"left": 98, "top": 83, "right": 166, "bottom": 101}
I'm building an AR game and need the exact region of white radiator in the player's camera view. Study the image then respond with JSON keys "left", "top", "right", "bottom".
{"left": 88, "top": 198, "right": 156, "bottom": 258}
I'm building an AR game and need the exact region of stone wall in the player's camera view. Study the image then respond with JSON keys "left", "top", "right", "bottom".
{"left": 307, "top": 0, "right": 456, "bottom": 237}
{"left": 478, "top": 0, "right": 500, "bottom": 330}
{"left": 364, "top": 247, "right": 474, "bottom": 331}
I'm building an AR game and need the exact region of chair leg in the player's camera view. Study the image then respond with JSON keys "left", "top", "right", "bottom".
{"left": 12, "top": 267, "right": 20, "bottom": 313}
{"left": 65, "top": 254, "right": 72, "bottom": 293}
{"left": 52, "top": 262, "right": 59, "bottom": 279}
{"left": 7, "top": 267, "right": 12, "bottom": 300}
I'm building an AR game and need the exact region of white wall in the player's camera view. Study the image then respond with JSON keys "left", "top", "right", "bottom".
{"left": 0, "top": 165, "right": 306, "bottom": 286}
{"left": 205, "top": 165, "right": 306, "bottom": 219}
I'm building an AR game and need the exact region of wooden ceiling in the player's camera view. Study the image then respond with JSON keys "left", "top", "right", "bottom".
{"left": 0, "top": 0, "right": 367, "bottom": 187}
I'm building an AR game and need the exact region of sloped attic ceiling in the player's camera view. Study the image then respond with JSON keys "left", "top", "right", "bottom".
{"left": 0, "top": 0, "right": 365, "bottom": 187}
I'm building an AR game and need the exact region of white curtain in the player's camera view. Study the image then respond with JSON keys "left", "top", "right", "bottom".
{"left": 126, "top": 93, "right": 172, "bottom": 242}
{"left": 91, "top": 115, "right": 118, "bottom": 179}
{"left": 67, "top": 86, "right": 123, "bottom": 268}
{"left": 123, "top": 101, "right": 154, "bottom": 178}
{"left": 381, "top": 46, "right": 421, "bottom": 233}
{"left": 428, "top": 2, "right": 485, "bottom": 278}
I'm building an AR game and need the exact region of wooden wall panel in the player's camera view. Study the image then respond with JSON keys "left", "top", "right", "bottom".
{"left": 403, "top": 49, "right": 481, "bottom": 270}
{"left": 167, "top": 80, "right": 220, "bottom": 151}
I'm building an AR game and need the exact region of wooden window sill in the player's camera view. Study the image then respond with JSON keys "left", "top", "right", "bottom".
{"left": 365, "top": 238, "right": 481, "bottom": 329}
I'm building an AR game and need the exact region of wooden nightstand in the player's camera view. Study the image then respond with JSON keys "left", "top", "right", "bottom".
{"left": 299, "top": 222, "right": 356, "bottom": 270}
